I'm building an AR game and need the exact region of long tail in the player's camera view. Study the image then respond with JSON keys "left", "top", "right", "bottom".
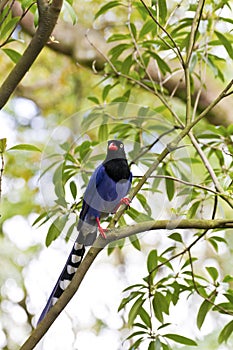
{"left": 37, "top": 240, "right": 85, "bottom": 324}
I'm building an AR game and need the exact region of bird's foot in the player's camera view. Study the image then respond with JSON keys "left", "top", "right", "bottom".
{"left": 120, "top": 197, "right": 131, "bottom": 207}
{"left": 96, "top": 217, "right": 107, "bottom": 239}
{"left": 112, "top": 197, "right": 131, "bottom": 213}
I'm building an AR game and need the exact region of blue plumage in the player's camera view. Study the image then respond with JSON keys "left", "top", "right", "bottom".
{"left": 38, "top": 140, "right": 132, "bottom": 323}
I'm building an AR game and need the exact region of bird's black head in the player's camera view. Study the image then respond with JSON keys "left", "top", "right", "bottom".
{"left": 103, "top": 140, "right": 130, "bottom": 181}
{"left": 105, "top": 140, "right": 127, "bottom": 160}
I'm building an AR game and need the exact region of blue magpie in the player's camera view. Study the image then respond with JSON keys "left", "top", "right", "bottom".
{"left": 38, "top": 140, "right": 132, "bottom": 323}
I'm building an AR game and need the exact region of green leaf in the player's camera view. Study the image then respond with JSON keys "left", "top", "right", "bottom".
{"left": 148, "top": 339, "right": 162, "bottom": 350}
{"left": 215, "top": 31, "right": 233, "bottom": 59}
{"left": 2, "top": 48, "right": 21, "bottom": 63}
{"left": 107, "top": 33, "right": 131, "bottom": 42}
{"left": 208, "top": 235, "right": 227, "bottom": 253}
{"left": 188, "top": 200, "right": 200, "bottom": 218}
{"left": 163, "top": 333, "right": 197, "bottom": 346}
{"left": 7, "top": 143, "right": 41, "bottom": 152}
{"left": 53, "top": 163, "right": 65, "bottom": 199}
{"left": 153, "top": 292, "right": 169, "bottom": 323}
{"left": 21, "top": 0, "right": 35, "bottom": 10}
{"left": 95, "top": 1, "right": 120, "bottom": 19}
{"left": 204, "top": 55, "right": 225, "bottom": 82}
{"left": 118, "top": 291, "right": 142, "bottom": 311}
{"left": 138, "top": 307, "right": 152, "bottom": 329}
{"left": 109, "top": 43, "right": 130, "bottom": 60}
{"left": 223, "top": 274, "right": 233, "bottom": 283}
{"left": 149, "top": 51, "right": 171, "bottom": 75}
{"left": 64, "top": 0, "right": 77, "bottom": 25}
{"left": 136, "top": 193, "right": 152, "bottom": 216}
{"left": 102, "top": 84, "right": 113, "bottom": 101}
{"left": 153, "top": 293, "right": 164, "bottom": 323}
{"left": 158, "top": 0, "right": 167, "bottom": 24}
{"left": 121, "top": 54, "right": 133, "bottom": 75}
{"left": 130, "top": 22, "right": 137, "bottom": 38}
{"left": 197, "top": 296, "right": 215, "bottom": 329}
{"left": 69, "top": 181, "right": 77, "bottom": 200}
{"left": 129, "top": 235, "right": 141, "bottom": 251}
{"left": 98, "top": 123, "right": 108, "bottom": 142}
{"left": 165, "top": 176, "right": 175, "bottom": 201}
{"left": 139, "top": 19, "right": 155, "bottom": 39}
{"left": 218, "top": 320, "right": 233, "bottom": 344}
{"left": 128, "top": 337, "right": 144, "bottom": 350}
{"left": 123, "top": 283, "right": 147, "bottom": 293}
{"left": 45, "top": 215, "right": 68, "bottom": 247}
{"left": 147, "top": 249, "right": 158, "bottom": 274}
{"left": 161, "top": 342, "right": 171, "bottom": 350}
{"left": 65, "top": 222, "right": 76, "bottom": 241}
{"left": 78, "top": 140, "right": 91, "bottom": 160}
{"left": 126, "top": 330, "right": 147, "bottom": 340}
{"left": 190, "top": 52, "right": 198, "bottom": 72}
{"left": 181, "top": 257, "right": 198, "bottom": 270}
{"left": 168, "top": 232, "right": 183, "bottom": 243}
{"left": 87, "top": 96, "right": 100, "bottom": 104}
{"left": 32, "top": 212, "right": 51, "bottom": 227}
{"left": 213, "top": 302, "right": 233, "bottom": 312}
{"left": 0, "top": 17, "right": 20, "bottom": 40}
{"left": 127, "top": 207, "right": 153, "bottom": 223}
{"left": 206, "top": 266, "right": 219, "bottom": 282}
{"left": 225, "top": 293, "right": 233, "bottom": 304}
{"left": 128, "top": 296, "right": 144, "bottom": 327}
{"left": 0, "top": 138, "right": 7, "bottom": 153}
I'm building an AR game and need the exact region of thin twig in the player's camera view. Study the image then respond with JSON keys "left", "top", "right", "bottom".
{"left": 149, "top": 174, "right": 220, "bottom": 196}
{"left": 185, "top": 0, "right": 205, "bottom": 124}
{"left": 139, "top": 0, "right": 185, "bottom": 67}
{"left": 127, "top": 0, "right": 158, "bottom": 95}
{"left": 129, "top": 126, "right": 180, "bottom": 166}
{"left": 186, "top": 0, "right": 205, "bottom": 65}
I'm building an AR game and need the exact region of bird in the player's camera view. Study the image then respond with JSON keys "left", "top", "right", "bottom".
{"left": 38, "top": 140, "right": 132, "bottom": 323}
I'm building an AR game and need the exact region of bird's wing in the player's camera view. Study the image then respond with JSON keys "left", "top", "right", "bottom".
{"left": 82, "top": 165, "right": 106, "bottom": 210}
{"left": 78, "top": 164, "right": 106, "bottom": 222}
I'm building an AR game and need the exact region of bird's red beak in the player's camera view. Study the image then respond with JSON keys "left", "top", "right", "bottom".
{"left": 109, "top": 142, "right": 118, "bottom": 151}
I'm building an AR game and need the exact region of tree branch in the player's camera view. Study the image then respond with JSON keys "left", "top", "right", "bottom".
{"left": 19, "top": 219, "right": 233, "bottom": 350}
{"left": 0, "top": 0, "right": 63, "bottom": 109}
{"left": 186, "top": 0, "right": 205, "bottom": 65}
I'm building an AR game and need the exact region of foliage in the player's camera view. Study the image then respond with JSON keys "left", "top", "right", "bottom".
{"left": 0, "top": 0, "right": 233, "bottom": 349}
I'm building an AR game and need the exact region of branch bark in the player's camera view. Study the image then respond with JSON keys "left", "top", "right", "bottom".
{"left": 19, "top": 218, "right": 233, "bottom": 350}
{"left": 0, "top": 0, "right": 63, "bottom": 109}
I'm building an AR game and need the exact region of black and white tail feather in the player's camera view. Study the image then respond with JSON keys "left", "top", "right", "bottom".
{"left": 37, "top": 240, "right": 85, "bottom": 324}
{"left": 37, "top": 218, "right": 98, "bottom": 324}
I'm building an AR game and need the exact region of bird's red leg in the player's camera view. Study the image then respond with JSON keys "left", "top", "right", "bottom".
{"left": 96, "top": 217, "right": 107, "bottom": 239}
{"left": 112, "top": 197, "right": 131, "bottom": 213}
{"left": 120, "top": 197, "right": 131, "bottom": 206}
